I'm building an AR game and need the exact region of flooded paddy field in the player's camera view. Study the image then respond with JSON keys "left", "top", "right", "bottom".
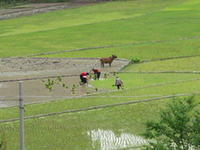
{"left": 0, "top": 57, "right": 129, "bottom": 107}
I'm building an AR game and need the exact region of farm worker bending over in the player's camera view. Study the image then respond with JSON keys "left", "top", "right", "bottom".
{"left": 80, "top": 72, "right": 89, "bottom": 85}
{"left": 91, "top": 68, "right": 101, "bottom": 80}
{"left": 115, "top": 77, "right": 123, "bottom": 90}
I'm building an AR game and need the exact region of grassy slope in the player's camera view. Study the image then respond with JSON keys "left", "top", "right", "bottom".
{"left": 1, "top": 73, "right": 200, "bottom": 120}
{"left": 124, "top": 56, "right": 200, "bottom": 72}
{"left": 92, "top": 73, "right": 200, "bottom": 90}
{"left": 1, "top": 74, "right": 200, "bottom": 149}
{"left": 0, "top": 0, "right": 200, "bottom": 149}
{"left": 0, "top": 99, "right": 168, "bottom": 150}
{"left": 2, "top": 0, "right": 200, "bottom": 58}
{"left": 46, "top": 38, "right": 200, "bottom": 59}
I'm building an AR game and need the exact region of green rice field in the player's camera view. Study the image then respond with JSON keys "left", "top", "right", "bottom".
{"left": 0, "top": 0, "right": 200, "bottom": 149}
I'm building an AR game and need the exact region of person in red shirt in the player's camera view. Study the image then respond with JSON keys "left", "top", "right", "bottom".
{"left": 80, "top": 72, "right": 89, "bottom": 84}
{"left": 91, "top": 68, "right": 101, "bottom": 80}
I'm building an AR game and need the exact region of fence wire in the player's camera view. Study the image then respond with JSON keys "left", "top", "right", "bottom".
{"left": 0, "top": 68, "right": 200, "bottom": 149}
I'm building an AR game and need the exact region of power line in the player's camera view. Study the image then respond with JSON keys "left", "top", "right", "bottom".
{"left": 0, "top": 92, "right": 199, "bottom": 123}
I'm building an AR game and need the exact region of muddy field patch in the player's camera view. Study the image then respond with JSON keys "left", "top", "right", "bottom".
{"left": 0, "top": 57, "right": 129, "bottom": 107}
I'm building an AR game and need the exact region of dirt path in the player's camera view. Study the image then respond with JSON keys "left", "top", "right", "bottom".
{"left": 0, "top": 57, "right": 129, "bottom": 108}
{"left": 0, "top": 2, "right": 95, "bottom": 20}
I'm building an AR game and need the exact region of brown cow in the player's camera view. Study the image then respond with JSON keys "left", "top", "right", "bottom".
{"left": 100, "top": 55, "right": 117, "bottom": 67}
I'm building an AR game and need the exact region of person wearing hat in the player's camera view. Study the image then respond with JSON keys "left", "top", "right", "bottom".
{"left": 115, "top": 77, "right": 123, "bottom": 90}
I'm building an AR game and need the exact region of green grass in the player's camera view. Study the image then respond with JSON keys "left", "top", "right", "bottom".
{"left": 1, "top": 73, "right": 200, "bottom": 149}
{"left": 0, "top": 94, "right": 199, "bottom": 149}
{"left": 0, "top": 0, "right": 182, "bottom": 36}
{"left": 104, "top": 78, "right": 200, "bottom": 97}
{"left": 0, "top": 0, "right": 200, "bottom": 149}
{"left": 0, "top": 99, "right": 168, "bottom": 150}
{"left": 92, "top": 73, "right": 200, "bottom": 89}
{"left": 124, "top": 56, "right": 200, "bottom": 72}
{"left": 1, "top": 0, "right": 200, "bottom": 58}
{"left": 45, "top": 38, "right": 200, "bottom": 60}
{"left": 1, "top": 74, "right": 200, "bottom": 120}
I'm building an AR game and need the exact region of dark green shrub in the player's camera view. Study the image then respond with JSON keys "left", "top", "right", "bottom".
{"left": 130, "top": 58, "right": 140, "bottom": 64}
{"left": 143, "top": 96, "right": 200, "bottom": 150}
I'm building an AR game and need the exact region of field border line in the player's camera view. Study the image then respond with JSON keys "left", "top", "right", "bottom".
{"left": 1, "top": 77, "right": 200, "bottom": 109}
{"left": 0, "top": 74, "right": 78, "bottom": 83}
{"left": 0, "top": 57, "right": 129, "bottom": 83}
{"left": 87, "top": 77, "right": 200, "bottom": 97}
{"left": 117, "top": 71, "right": 200, "bottom": 74}
{"left": 141, "top": 54, "right": 200, "bottom": 64}
{"left": 26, "top": 35, "right": 200, "bottom": 57}
{"left": 0, "top": 68, "right": 199, "bottom": 83}
{"left": 26, "top": 45, "right": 114, "bottom": 57}
{"left": 0, "top": 92, "right": 199, "bottom": 123}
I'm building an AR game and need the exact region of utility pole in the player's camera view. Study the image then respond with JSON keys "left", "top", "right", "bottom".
{"left": 19, "top": 81, "right": 25, "bottom": 150}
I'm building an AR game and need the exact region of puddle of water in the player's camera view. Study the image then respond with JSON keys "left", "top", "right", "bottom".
{"left": 87, "top": 129, "right": 147, "bottom": 150}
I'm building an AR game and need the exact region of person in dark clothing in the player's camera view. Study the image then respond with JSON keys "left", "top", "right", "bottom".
{"left": 91, "top": 68, "right": 101, "bottom": 80}
{"left": 80, "top": 72, "right": 89, "bottom": 84}
{"left": 115, "top": 77, "right": 123, "bottom": 90}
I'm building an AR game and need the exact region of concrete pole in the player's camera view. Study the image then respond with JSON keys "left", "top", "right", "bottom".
{"left": 19, "top": 81, "right": 25, "bottom": 150}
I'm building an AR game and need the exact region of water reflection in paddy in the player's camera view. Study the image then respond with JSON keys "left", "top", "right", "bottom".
{"left": 88, "top": 129, "right": 147, "bottom": 150}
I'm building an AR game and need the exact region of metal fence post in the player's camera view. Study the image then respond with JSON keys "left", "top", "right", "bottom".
{"left": 19, "top": 81, "right": 25, "bottom": 150}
